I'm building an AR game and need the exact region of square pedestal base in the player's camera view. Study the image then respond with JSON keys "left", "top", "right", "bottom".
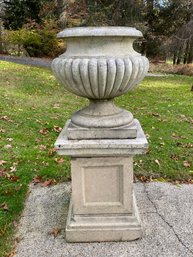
{"left": 55, "top": 119, "right": 148, "bottom": 243}
{"left": 66, "top": 193, "right": 142, "bottom": 242}
{"left": 67, "top": 120, "right": 137, "bottom": 140}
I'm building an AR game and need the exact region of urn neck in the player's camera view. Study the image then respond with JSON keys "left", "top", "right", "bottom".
{"left": 62, "top": 37, "right": 140, "bottom": 57}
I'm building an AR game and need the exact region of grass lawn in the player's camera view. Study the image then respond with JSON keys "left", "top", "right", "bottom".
{"left": 0, "top": 61, "right": 193, "bottom": 256}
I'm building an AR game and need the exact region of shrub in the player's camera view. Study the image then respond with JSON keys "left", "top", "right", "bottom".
{"left": 2, "top": 19, "right": 66, "bottom": 57}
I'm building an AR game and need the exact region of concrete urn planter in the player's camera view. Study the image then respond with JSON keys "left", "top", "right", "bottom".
{"left": 52, "top": 27, "right": 149, "bottom": 243}
{"left": 51, "top": 27, "right": 149, "bottom": 139}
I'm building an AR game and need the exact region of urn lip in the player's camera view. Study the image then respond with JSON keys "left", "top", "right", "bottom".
{"left": 57, "top": 26, "right": 143, "bottom": 38}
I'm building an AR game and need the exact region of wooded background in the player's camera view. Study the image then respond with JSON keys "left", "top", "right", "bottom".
{"left": 0, "top": 0, "right": 193, "bottom": 64}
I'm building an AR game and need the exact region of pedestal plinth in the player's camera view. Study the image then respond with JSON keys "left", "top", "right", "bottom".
{"left": 55, "top": 119, "right": 148, "bottom": 242}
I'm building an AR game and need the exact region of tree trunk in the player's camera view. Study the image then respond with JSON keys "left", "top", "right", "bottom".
{"left": 176, "top": 45, "right": 183, "bottom": 65}
{"left": 0, "top": 22, "right": 3, "bottom": 54}
{"left": 173, "top": 52, "right": 177, "bottom": 65}
{"left": 183, "top": 40, "right": 190, "bottom": 64}
{"left": 187, "top": 37, "right": 193, "bottom": 64}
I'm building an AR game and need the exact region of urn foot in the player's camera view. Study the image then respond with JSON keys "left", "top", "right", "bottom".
{"left": 68, "top": 100, "right": 137, "bottom": 139}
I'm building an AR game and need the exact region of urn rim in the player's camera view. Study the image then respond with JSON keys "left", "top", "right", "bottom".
{"left": 57, "top": 26, "right": 143, "bottom": 39}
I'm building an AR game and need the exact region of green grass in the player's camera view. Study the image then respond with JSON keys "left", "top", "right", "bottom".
{"left": 0, "top": 61, "right": 193, "bottom": 256}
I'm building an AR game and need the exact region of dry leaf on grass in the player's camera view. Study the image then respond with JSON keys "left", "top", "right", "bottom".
{"left": 39, "top": 128, "right": 49, "bottom": 135}
{"left": 170, "top": 154, "right": 179, "bottom": 161}
{"left": 32, "top": 175, "right": 42, "bottom": 184}
{"left": 155, "top": 159, "right": 160, "bottom": 166}
{"left": 54, "top": 157, "right": 64, "bottom": 164}
{"left": 4, "top": 144, "right": 12, "bottom": 149}
{"left": 172, "top": 133, "right": 186, "bottom": 139}
{"left": 8, "top": 174, "right": 20, "bottom": 182}
{"left": 0, "top": 224, "right": 8, "bottom": 237}
{"left": 13, "top": 220, "right": 19, "bottom": 228}
{"left": 139, "top": 176, "right": 151, "bottom": 183}
{"left": 0, "top": 202, "right": 9, "bottom": 211}
{"left": 39, "top": 145, "right": 47, "bottom": 151}
{"left": 48, "top": 148, "right": 57, "bottom": 156}
{"left": 0, "top": 160, "right": 7, "bottom": 165}
{"left": 0, "top": 168, "right": 6, "bottom": 177}
{"left": 41, "top": 179, "right": 56, "bottom": 187}
{"left": 7, "top": 138, "right": 13, "bottom": 142}
{"left": 10, "top": 166, "right": 16, "bottom": 173}
{"left": 7, "top": 249, "right": 16, "bottom": 257}
{"left": 0, "top": 115, "right": 13, "bottom": 122}
{"left": 53, "top": 126, "right": 62, "bottom": 133}
{"left": 183, "top": 160, "right": 191, "bottom": 168}
{"left": 53, "top": 103, "right": 60, "bottom": 108}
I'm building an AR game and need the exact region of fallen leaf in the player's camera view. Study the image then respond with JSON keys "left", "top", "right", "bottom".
{"left": 0, "top": 116, "right": 13, "bottom": 122}
{"left": 0, "top": 224, "right": 8, "bottom": 237}
{"left": 49, "top": 228, "right": 61, "bottom": 238}
{"left": 133, "top": 175, "right": 137, "bottom": 183}
{"left": 154, "top": 177, "right": 166, "bottom": 182}
{"left": 8, "top": 174, "right": 20, "bottom": 182}
{"left": 176, "top": 142, "right": 193, "bottom": 148}
{"left": 145, "top": 133, "right": 150, "bottom": 139}
{"left": 10, "top": 166, "right": 17, "bottom": 173}
{"left": 0, "top": 202, "right": 9, "bottom": 211}
{"left": 54, "top": 157, "right": 64, "bottom": 164}
{"left": 0, "top": 160, "right": 7, "bottom": 165}
{"left": 35, "top": 138, "right": 42, "bottom": 143}
{"left": 53, "top": 103, "right": 60, "bottom": 108}
{"left": 140, "top": 176, "right": 150, "bottom": 183}
{"left": 7, "top": 138, "right": 13, "bottom": 142}
{"left": 159, "top": 142, "right": 165, "bottom": 147}
{"left": 15, "top": 185, "right": 22, "bottom": 191}
{"left": 13, "top": 220, "right": 19, "bottom": 228}
{"left": 48, "top": 148, "right": 57, "bottom": 156}
{"left": 4, "top": 144, "right": 12, "bottom": 149}
{"left": 170, "top": 154, "right": 179, "bottom": 161}
{"left": 183, "top": 160, "right": 191, "bottom": 168}
{"left": 13, "top": 161, "right": 19, "bottom": 166}
{"left": 53, "top": 126, "right": 62, "bottom": 133}
{"left": 155, "top": 159, "right": 160, "bottom": 166}
{"left": 41, "top": 179, "right": 56, "bottom": 187}
{"left": 39, "top": 145, "right": 47, "bottom": 151}
{"left": 185, "top": 143, "right": 193, "bottom": 148}
{"left": 32, "top": 175, "right": 42, "bottom": 184}
{"left": 42, "top": 161, "right": 49, "bottom": 166}
{"left": 39, "top": 128, "right": 49, "bottom": 135}
{"left": 35, "top": 119, "right": 42, "bottom": 124}
{"left": 151, "top": 112, "right": 160, "bottom": 117}
{"left": 0, "top": 168, "right": 6, "bottom": 177}
{"left": 7, "top": 249, "right": 16, "bottom": 257}
{"left": 0, "top": 128, "right": 5, "bottom": 133}
{"left": 172, "top": 133, "right": 186, "bottom": 139}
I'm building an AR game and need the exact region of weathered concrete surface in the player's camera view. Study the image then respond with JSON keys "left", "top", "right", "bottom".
{"left": 15, "top": 182, "right": 193, "bottom": 257}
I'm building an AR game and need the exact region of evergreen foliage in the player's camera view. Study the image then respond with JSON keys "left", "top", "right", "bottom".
{"left": 2, "top": 0, "right": 42, "bottom": 29}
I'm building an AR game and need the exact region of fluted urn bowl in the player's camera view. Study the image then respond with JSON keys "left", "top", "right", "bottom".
{"left": 51, "top": 27, "right": 149, "bottom": 139}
